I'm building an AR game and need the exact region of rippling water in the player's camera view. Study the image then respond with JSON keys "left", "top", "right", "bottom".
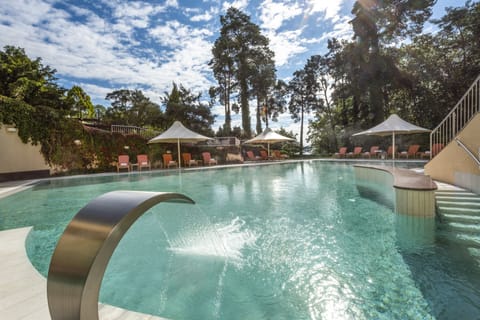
{"left": 1, "top": 161, "right": 479, "bottom": 319}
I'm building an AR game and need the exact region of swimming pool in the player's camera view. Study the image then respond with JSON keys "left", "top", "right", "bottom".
{"left": 1, "top": 161, "right": 479, "bottom": 319}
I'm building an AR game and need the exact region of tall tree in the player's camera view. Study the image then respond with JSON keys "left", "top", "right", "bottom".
{"left": 349, "top": 0, "right": 434, "bottom": 125}
{"left": 264, "top": 79, "right": 288, "bottom": 128}
{"left": 249, "top": 44, "right": 276, "bottom": 134}
{"left": 162, "top": 82, "right": 215, "bottom": 136}
{"left": 212, "top": 7, "right": 274, "bottom": 137}
{"left": 209, "top": 36, "right": 237, "bottom": 134}
{"left": 288, "top": 65, "right": 320, "bottom": 154}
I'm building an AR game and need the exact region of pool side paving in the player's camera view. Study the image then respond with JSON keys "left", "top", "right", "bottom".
{"left": 0, "top": 161, "right": 468, "bottom": 319}
{"left": 0, "top": 226, "right": 169, "bottom": 320}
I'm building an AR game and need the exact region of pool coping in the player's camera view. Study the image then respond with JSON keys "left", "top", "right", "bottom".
{"left": 353, "top": 164, "right": 437, "bottom": 191}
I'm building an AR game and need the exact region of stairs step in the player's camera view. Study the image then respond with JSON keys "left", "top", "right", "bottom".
{"left": 443, "top": 222, "right": 480, "bottom": 233}
{"left": 436, "top": 200, "right": 480, "bottom": 209}
{"left": 440, "top": 213, "right": 480, "bottom": 224}
{"left": 468, "top": 247, "right": 480, "bottom": 258}
{"left": 435, "top": 195, "right": 480, "bottom": 203}
{"left": 435, "top": 191, "right": 477, "bottom": 197}
{"left": 454, "top": 234, "right": 480, "bottom": 248}
{"left": 438, "top": 206, "right": 480, "bottom": 215}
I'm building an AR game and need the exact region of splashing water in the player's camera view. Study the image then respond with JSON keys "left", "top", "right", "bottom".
{"left": 168, "top": 217, "right": 257, "bottom": 265}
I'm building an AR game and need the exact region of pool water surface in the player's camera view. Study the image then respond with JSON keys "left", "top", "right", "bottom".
{"left": 1, "top": 161, "right": 479, "bottom": 319}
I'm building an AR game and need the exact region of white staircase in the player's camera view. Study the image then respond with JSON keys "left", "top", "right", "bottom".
{"left": 436, "top": 189, "right": 480, "bottom": 249}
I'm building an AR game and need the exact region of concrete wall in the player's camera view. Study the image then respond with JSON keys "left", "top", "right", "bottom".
{"left": 425, "top": 113, "right": 480, "bottom": 194}
{"left": 0, "top": 124, "right": 50, "bottom": 181}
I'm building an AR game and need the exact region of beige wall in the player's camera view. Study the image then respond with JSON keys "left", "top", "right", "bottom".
{"left": 0, "top": 124, "right": 50, "bottom": 174}
{"left": 425, "top": 113, "right": 480, "bottom": 193}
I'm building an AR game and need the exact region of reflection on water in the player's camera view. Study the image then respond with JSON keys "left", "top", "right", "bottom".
{"left": 2, "top": 161, "right": 478, "bottom": 319}
{"left": 356, "top": 183, "right": 395, "bottom": 211}
{"left": 395, "top": 214, "right": 435, "bottom": 252}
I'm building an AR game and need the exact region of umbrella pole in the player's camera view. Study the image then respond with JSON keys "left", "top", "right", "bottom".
{"left": 392, "top": 132, "right": 395, "bottom": 160}
{"left": 177, "top": 138, "right": 181, "bottom": 169}
{"left": 268, "top": 143, "right": 270, "bottom": 158}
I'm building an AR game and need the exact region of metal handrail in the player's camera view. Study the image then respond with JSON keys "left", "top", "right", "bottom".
{"left": 455, "top": 138, "right": 480, "bottom": 167}
{"left": 430, "top": 74, "right": 480, "bottom": 159}
{"left": 47, "top": 191, "right": 194, "bottom": 320}
{"left": 111, "top": 125, "right": 160, "bottom": 139}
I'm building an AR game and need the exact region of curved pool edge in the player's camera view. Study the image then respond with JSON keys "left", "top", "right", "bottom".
{"left": 0, "top": 227, "right": 170, "bottom": 320}
{"left": 354, "top": 164, "right": 437, "bottom": 217}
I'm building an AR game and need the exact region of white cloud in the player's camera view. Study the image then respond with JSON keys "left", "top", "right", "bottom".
{"left": 149, "top": 20, "right": 213, "bottom": 48}
{"left": 259, "top": 0, "right": 303, "bottom": 31}
{"left": 306, "top": 0, "right": 345, "bottom": 22}
{"left": 317, "top": 15, "right": 353, "bottom": 41}
{"left": 0, "top": 0, "right": 216, "bottom": 107}
{"left": 222, "top": 0, "right": 249, "bottom": 11}
{"left": 189, "top": 7, "right": 219, "bottom": 22}
{"left": 77, "top": 83, "right": 113, "bottom": 102}
{"left": 266, "top": 29, "right": 308, "bottom": 66}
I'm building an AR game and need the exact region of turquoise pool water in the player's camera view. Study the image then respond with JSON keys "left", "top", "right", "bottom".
{"left": 1, "top": 161, "right": 479, "bottom": 319}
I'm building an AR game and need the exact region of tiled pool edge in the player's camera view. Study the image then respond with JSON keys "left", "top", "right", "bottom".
{"left": 0, "top": 227, "right": 169, "bottom": 320}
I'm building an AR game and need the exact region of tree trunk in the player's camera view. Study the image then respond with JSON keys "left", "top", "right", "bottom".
{"left": 300, "top": 103, "right": 304, "bottom": 155}
{"left": 264, "top": 102, "right": 269, "bottom": 128}
{"left": 225, "top": 82, "right": 231, "bottom": 134}
{"left": 240, "top": 77, "right": 251, "bottom": 137}
{"left": 256, "top": 96, "right": 262, "bottom": 134}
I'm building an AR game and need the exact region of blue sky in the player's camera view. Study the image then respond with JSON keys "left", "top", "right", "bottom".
{"left": 0, "top": 0, "right": 462, "bottom": 137}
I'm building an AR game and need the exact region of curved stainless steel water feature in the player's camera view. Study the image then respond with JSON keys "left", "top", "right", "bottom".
{"left": 47, "top": 191, "right": 195, "bottom": 320}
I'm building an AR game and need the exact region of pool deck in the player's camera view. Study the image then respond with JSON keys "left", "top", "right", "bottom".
{"left": 0, "top": 161, "right": 468, "bottom": 319}
{"left": 0, "top": 226, "right": 168, "bottom": 319}
{"left": 0, "top": 182, "right": 171, "bottom": 319}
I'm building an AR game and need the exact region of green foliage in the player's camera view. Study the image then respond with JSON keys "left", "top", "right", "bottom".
{"left": 45, "top": 121, "right": 155, "bottom": 173}
{"left": 0, "top": 45, "right": 73, "bottom": 153}
{"left": 308, "top": 1, "right": 479, "bottom": 155}
{"left": 162, "top": 82, "right": 215, "bottom": 136}
{"left": 104, "top": 89, "right": 163, "bottom": 127}
{"left": 274, "top": 128, "right": 300, "bottom": 156}
{"left": 66, "top": 85, "right": 95, "bottom": 118}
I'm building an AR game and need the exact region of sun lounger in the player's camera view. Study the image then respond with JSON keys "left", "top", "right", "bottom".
{"left": 117, "top": 155, "right": 130, "bottom": 172}
{"left": 202, "top": 152, "right": 217, "bottom": 165}
{"left": 347, "top": 147, "right": 362, "bottom": 158}
{"left": 399, "top": 145, "right": 420, "bottom": 159}
{"left": 334, "top": 147, "right": 347, "bottom": 158}
{"left": 136, "top": 154, "right": 151, "bottom": 171}
{"left": 246, "top": 151, "right": 261, "bottom": 161}
{"left": 362, "top": 146, "right": 379, "bottom": 158}
{"left": 162, "top": 153, "right": 177, "bottom": 168}
{"left": 182, "top": 153, "right": 198, "bottom": 167}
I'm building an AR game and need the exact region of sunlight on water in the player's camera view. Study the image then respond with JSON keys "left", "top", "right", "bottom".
{"left": 0, "top": 161, "right": 476, "bottom": 319}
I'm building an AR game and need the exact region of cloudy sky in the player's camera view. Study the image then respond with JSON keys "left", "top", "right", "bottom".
{"left": 0, "top": 0, "right": 460, "bottom": 138}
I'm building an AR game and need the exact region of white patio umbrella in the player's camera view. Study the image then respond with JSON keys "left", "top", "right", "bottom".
{"left": 148, "top": 121, "right": 213, "bottom": 168}
{"left": 244, "top": 127, "right": 296, "bottom": 156}
{"left": 352, "top": 114, "right": 430, "bottom": 159}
